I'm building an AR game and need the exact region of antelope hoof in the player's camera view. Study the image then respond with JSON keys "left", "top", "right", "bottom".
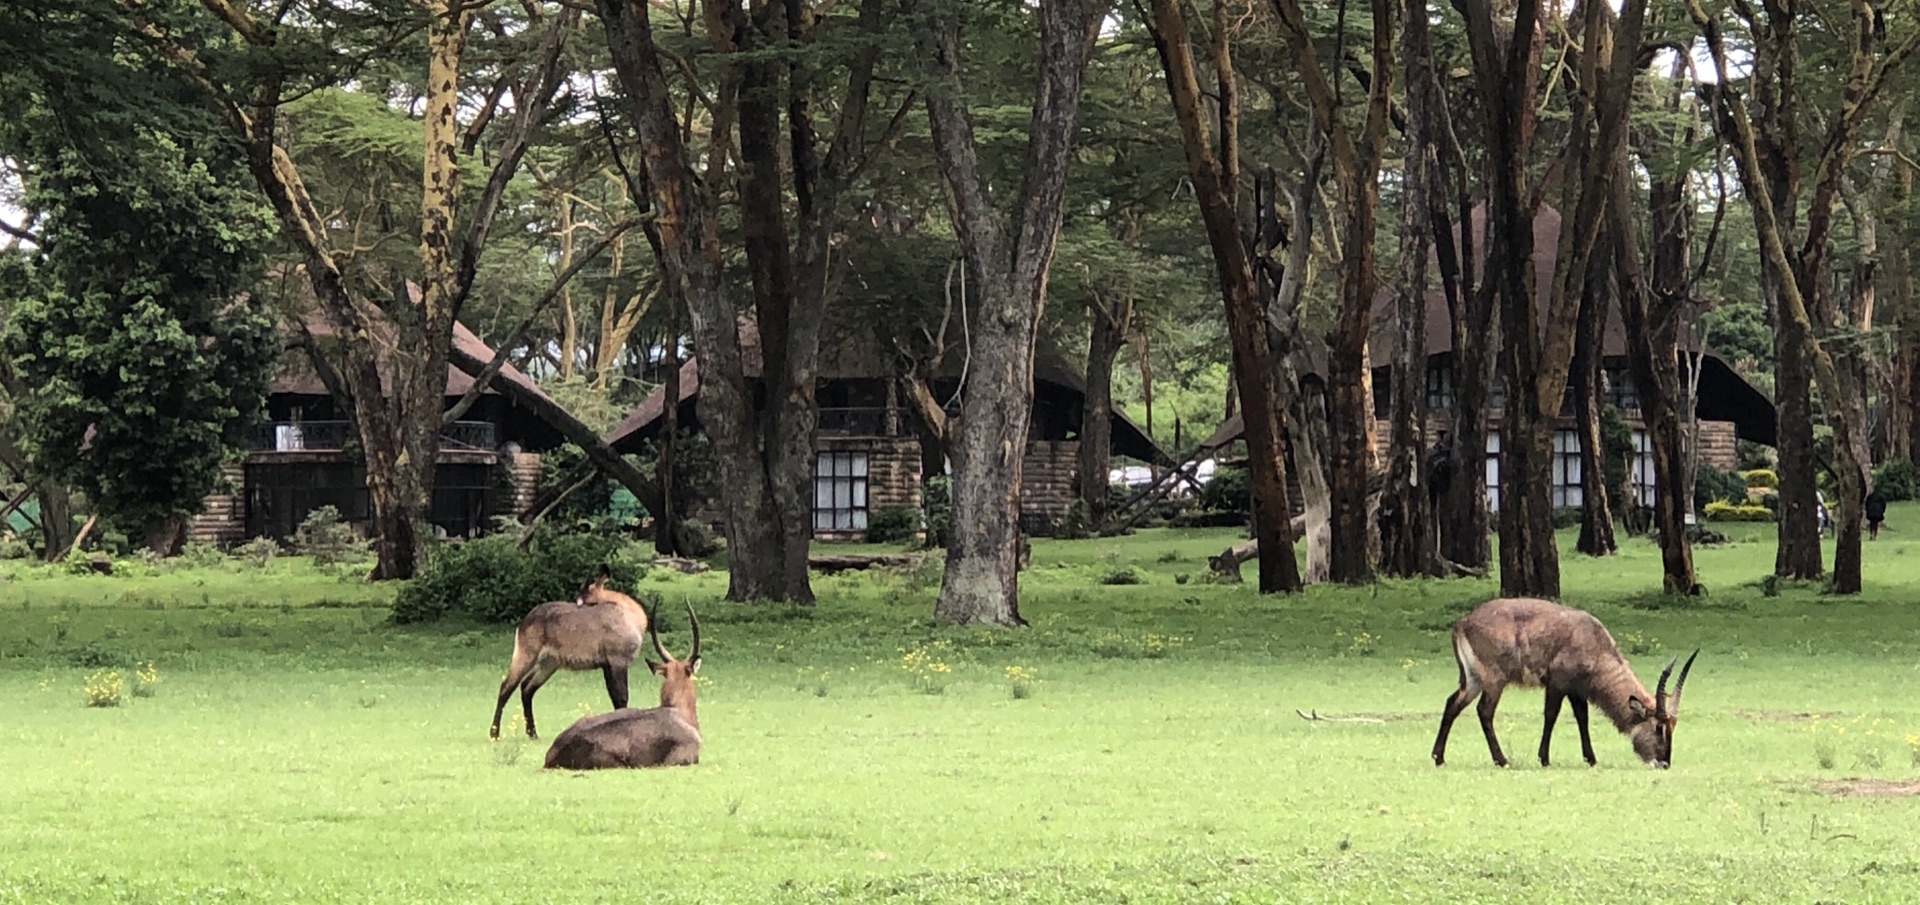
{"left": 489, "top": 727, "right": 500, "bottom": 740}
{"left": 1432, "top": 754, "right": 1446, "bottom": 767}
{"left": 1493, "top": 758, "right": 1510, "bottom": 768}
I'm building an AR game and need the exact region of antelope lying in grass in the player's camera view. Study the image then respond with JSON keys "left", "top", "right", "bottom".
{"left": 1432, "top": 597, "right": 1698, "bottom": 769}
{"left": 489, "top": 566, "right": 648, "bottom": 739}
{"left": 544, "top": 603, "right": 702, "bottom": 770}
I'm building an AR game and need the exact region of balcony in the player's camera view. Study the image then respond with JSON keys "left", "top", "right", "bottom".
{"left": 818, "top": 407, "right": 897, "bottom": 437}
{"left": 249, "top": 420, "right": 498, "bottom": 453}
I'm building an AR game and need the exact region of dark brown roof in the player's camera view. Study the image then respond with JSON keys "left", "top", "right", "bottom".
{"left": 273, "top": 285, "right": 555, "bottom": 406}
{"left": 605, "top": 320, "right": 1170, "bottom": 465}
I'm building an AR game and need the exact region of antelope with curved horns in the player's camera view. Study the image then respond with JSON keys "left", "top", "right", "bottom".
{"left": 1432, "top": 597, "right": 1698, "bottom": 769}
{"left": 544, "top": 602, "right": 703, "bottom": 770}
{"left": 489, "top": 565, "right": 649, "bottom": 739}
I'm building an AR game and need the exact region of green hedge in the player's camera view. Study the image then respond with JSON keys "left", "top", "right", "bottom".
{"left": 1703, "top": 500, "right": 1775, "bottom": 523}
{"left": 391, "top": 532, "right": 646, "bottom": 624}
{"left": 1742, "top": 469, "right": 1779, "bottom": 489}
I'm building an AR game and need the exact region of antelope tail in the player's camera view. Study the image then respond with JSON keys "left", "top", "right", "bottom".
{"left": 1451, "top": 630, "right": 1483, "bottom": 697}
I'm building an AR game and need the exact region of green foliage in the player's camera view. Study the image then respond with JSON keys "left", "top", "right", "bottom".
{"left": 0, "top": 119, "right": 275, "bottom": 534}
{"left": 1096, "top": 565, "right": 1145, "bottom": 585}
{"left": 921, "top": 476, "right": 953, "bottom": 548}
{"left": 1694, "top": 465, "right": 1750, "bottom": 510}
{"left": 864, "top": 507, "right": 921, "bottom": 545}
{"left": 1552, "top": 507, "right": 1581, "bottom": 530}
{"left": 1197, "top": 464, "right": 1252, "bottom": 514}
{"left": 390, "top": 532, "right": 645, "bottom": 624}
{"left": 1742, "top": 469, "right": 1779, "bottom": 489}
{"left": 1703, "top": 501, "right": 1775, "bottom": 522}
{"left": 292, "top": 506, "right": 368, "bottom": 567}
{"left": 1873, "top": 459, "right": 1918, "bottom": 502}
{"left": 1600, "top": 405, "right": 1637, "bottom": 516}
{"left": 234, "top": 536, "right": 284, "bottom": 568}
{"left": 1053, "top": 500, "right": 1093, "bottom": 540}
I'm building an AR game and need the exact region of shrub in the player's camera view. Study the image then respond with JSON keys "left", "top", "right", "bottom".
{"left": 234, "top": 536, "right": 283, "bottom": 568}
{"left": 1197, "top": 464, "right": 1251, "bottom": 514}
{"left": 1757, "top": 491, "right": 1781, "bottom": 514}
{"left": 391, "top": 532, "right": 646, "bottom": 624}
{"left": 0, "top": 534, "right": 32, "bottom": 560}
{"left": 1703, "top": 500, "right": 1775, "bottom": 522}
{"left": 1873, "top": 458, "right": 1918, "bottom": 502}
{"left": 1097, "top": 566, "right": 1144, "bottom": 585}
{"left": 1743, "top": 469, "right": 1779, "bottom": 489}
{"left": 293, "top": 506, "right": 367, "bottom": 566}
{"left": 865, "top": 506, "right": 921, "bottom": 545}
{"left": 1552, "top": 507, "right": 1581, "bottom": 530}
{"left": 174, "top": 542, "right": 228, "bottom": 570}
{"left": 132, "top": 661, "right": 160, "bottom": 698}
{"left": 1053, "top": 500, "right": 1094, "bottom": 540}
{"left": 1694, "top": 466, "right": 1749, "bottom": 510}
{"left": 921, "top": 476, "right": 953, "bottom": 548}
{"left": 83, "top": 669, "right": 125, "bottom": 707}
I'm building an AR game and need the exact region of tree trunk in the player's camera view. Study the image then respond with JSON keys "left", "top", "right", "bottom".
{"left": 598, "top": 0, "right": 791, "bottom": 601}
{"left": 1079, "top": 292, "right": 1132, "bottom": 529}
{"left": 1572, "top": 239, "right": 1616, "bottom": 556}
{"left": 1147, "top": 0, "right": 1301, "bottom": 593}
{"left": 656, "top": 326, "right": 681, "bottom": 556}
{"left": 912, "top": 0, "right": 1101, "bottom": 625}
{"left": 1290, "top": 375, "right": 1334, "bottom": 583}
{"left": 143, "top": 518, "right": 185, "bottom": 558}
{"left": 1380, "top": 0, "right": 1438, "bottom": 577}
{"left": 1770, "top": 279, "right": 1824, "bottom": 579}
{"left": 1271, "top": 0, "right": 1393, "bottom": 585}
{"left": 36, "top": 482, "right": 71, "bottom": 562}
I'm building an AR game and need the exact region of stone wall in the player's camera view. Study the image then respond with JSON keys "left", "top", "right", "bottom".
{"left": 186, "top": 463, "right": 247, "bottom": 546}
{"left": 1020, "top": 440, "right": 1080, "bottom": 534}
{"left": 1696, "top": 420, "right": 1738, "bottom": 472}
{"left": 510, "top": 452, "right": 543, "bottom": 519}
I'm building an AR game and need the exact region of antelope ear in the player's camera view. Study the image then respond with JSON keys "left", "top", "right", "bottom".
{"left": 1628, "top": 697, "right": 1651, "bottom": 720}
{"left": 688, "top": 657, "right": 701, "bottom": 675}
{"left": 648, "top": 660, "right": 667, "bottom": 675}
{"left": 593, "top": 564, "right": 611, "bottom": 586}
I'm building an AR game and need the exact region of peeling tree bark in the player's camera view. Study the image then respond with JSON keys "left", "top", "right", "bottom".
{"left": 1147, "top": 0, "right": 1301, "bottom": 593}
{"left": 910, "top": 0, "right": 1103, "bottom": 624}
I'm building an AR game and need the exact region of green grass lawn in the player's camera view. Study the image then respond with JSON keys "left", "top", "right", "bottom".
{"left": 3, "top": 513, "right": 1920, "bottom": 903}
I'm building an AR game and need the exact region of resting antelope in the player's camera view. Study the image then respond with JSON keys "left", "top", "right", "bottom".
{"left": 489, "top": 566, "right": 648, "bottom": 739}
{"left": 1432, "top": 597, "right": 1698, "bottom": 769}
{"left": 544, "top": 603, "right": 702, "bottom": 770}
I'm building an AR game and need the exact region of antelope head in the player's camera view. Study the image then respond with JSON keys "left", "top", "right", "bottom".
{"left": 647, "top": 602, "right": 703, "bottom": 719}
{"left": 575, "top": 564, "right": 614, "bottom": 604}
{"left": 1625, "top": 649, "right": 1698, "bottom": 768}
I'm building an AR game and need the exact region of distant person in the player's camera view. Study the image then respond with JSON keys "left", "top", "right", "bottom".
{"left": 1816, "top": 491, "right": 1831, "bottom": 537}
{"left": 1866, "top": 488, "right": 1888, "bottom": 540}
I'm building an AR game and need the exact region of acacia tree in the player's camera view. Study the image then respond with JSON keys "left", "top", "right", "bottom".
{"left": 1145, "top": 0, "right": 1302, "bottom": 593}
{"left": 908, "top": 0, "right": 1103, "bottom": 624}
{"left": 128, "top": 0, "right": 597, "bottom": 578}
{"left": 1690, "top": 0, "right": 1920, "bottom": 594}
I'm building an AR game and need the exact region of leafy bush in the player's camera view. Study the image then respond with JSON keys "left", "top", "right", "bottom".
{"left": 293, "top": 506, "right": 367, "bottom": 566}
{"left": 1053, "top": 500, "right": 1093, "bottom": 540}
{"left": 865, "top": 506, "right": 921, "bottom": 544}
{"left": 921, "top": 476, "right": 953, "bottom": 549}
{"left": 1198, "top": 464, "right": 1251, "bottom": 514}
{"left": 1873, "top": 458, "right": 1918, "bottom": 502}
{"left": 1694, "top": 466, "right": 1749, "bottom": 510}
{"left": 390, "top": 532, "right": 646, "bottom": 624}
{"left": 1743, "top": 469, "right": 1779, "bottom": 489}
{"left": 234, "top": 536, "right": 283, "bottom": 568}
{"left": 1097, "top": 566, "right": 1144, "bottom": 585}
{"left": 1757, "top": 491, "right": 1781, "bottom": 514}
{"left": 1552, "top": 507, "right": 1581, "bottom": 529}
{"left": 1703, "top": 500, "right": 1775, "bottom": 522}
{"left": 0, "top": 534, "right": 32, "bottom": 561}
{"left": 83, "top": 669, "right": 125, "bottom": 708}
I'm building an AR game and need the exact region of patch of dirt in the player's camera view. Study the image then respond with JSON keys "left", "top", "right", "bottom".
{"left": 1815, "top": 779, "right": 1920, "bottom": 798}
{"left": 1733, "top": 709, "right": 1840, "bottom": 723}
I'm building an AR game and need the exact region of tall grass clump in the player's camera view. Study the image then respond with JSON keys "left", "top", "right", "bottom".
{"left": 390, "top": 532, "right": 644, "bottom": 624}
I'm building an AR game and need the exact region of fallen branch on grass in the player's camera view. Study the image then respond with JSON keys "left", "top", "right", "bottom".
{"left": 1295, "top": 709, "right": 1387, "bottom": 724}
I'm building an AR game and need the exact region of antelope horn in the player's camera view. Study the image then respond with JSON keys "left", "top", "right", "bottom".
{"left": 1671, "top": 649, "right": 1699, "bottom": 709}
{"left": 684, "top": 600, "right": 701, "bottom": 662}
{"left": 646, "top": 601, "right": 675, "bottom": 663}
{"left": 1654, "top": 655, "right": 1678, "bottom": 714}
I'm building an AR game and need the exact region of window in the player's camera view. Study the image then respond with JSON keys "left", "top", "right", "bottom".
{"left": 1605, "top": 367, "right": 1640, "bottom": 413}
{"left": 1485, "top": 432, "right": 1501, "bottom": 512}
{"left": 1629, "top": 430, "right": 1655, "bottom": 507}
{"left": 1426, "top": 360, "right": 1455, "bottom": 411}
{"left": 1372, "top": 367, "right": 1392, "bottom": 418}
{"left": 1553, "top": 430, "right": 1583, "bottom": 508}
{"left": 813, "top": 452, "right": 869, "bottom": 531}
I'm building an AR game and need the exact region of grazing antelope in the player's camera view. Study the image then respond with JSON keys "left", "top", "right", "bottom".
{"left": 544, "top": 603, "right": 702, "bottom": 770}
{"left": 489, "top": 566, "right": 649, "bottom": 740}
{"left": 1432, "top": 597, "right": 1698, "bottom": 769}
